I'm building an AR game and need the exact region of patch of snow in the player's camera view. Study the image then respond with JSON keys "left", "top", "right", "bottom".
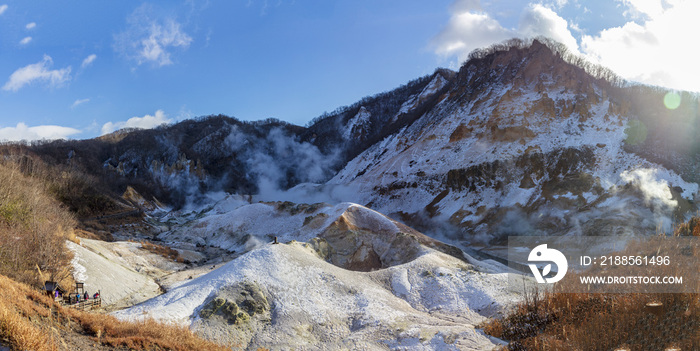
{"left": 394, "top": 75, "right": 448, "bottom": 121}
{"left": 67, "top": 242, "right": 88, "bottom": 283}
{"left": 343, "top": 106, "right": 371, "bottom": 139}
{"left": 553, "top": 192, "right": 577, "bottom": 200}
{"left": 391, "top": 268, "right": 411, "bottom": 298}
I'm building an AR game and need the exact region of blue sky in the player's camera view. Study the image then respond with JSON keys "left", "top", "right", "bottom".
{"left": 0, "top": 0, "right": 697, "bottom": 141}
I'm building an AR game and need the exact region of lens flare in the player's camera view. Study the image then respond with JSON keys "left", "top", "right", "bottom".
{"left": 663, "top": 92, "right": 681, "bottom": 110}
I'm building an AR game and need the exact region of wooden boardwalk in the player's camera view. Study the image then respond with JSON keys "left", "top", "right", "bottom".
{"left": 44, "top": 281, "right": 102, "bottom": 311}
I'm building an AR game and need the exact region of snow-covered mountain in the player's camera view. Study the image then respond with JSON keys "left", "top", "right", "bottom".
{"left": 329, "top": 39, "right": 699, "bottom": 242}
{"left": 16, "top": 38, "right": 700, "bottom": 350}
{"left": 21, "top": 68, "right": 454, "bottom": 210}
{"left": 22, "top": 39, "right": 699, "bottom": 242}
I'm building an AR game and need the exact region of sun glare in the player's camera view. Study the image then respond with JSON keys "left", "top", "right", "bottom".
{"left": 663, "top": 91, "right": 681, "bottom": 110}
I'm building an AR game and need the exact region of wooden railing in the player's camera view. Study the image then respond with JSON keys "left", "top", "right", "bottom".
{"left": 59, "top": 297, "right": 102, "bottom": 311}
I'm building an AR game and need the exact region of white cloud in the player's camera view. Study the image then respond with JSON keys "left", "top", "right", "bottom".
{"left": 72, "top": 98, "right": 90, "bottom": 108}
{"left": 430, "top": 9, "right": 513, "bottom": 63}
{"left": 2, "top": 55, "right": 72, "bottom": 92}
{"left": 618, "top": 0, "right": 664, "bottom": 18}
{"left": 569, "top": 21, "right": 584, "bottom": 34}
{"left": 114, "top": 4, "right": 193, "bottom": 67}
{"left": 19, "top": 36, "right": 32, "bottom": 45}
{"left": 582, "top": 0, "right": 700, "bottom": 91}
{"left": 432, "top": 0, "right": 700, "bottom": 92}
{"left": 0, "top": 123, "right": 80, "bottom": 142}
{"left": 0, "top": 5, "right": 7, "bottom": 15}
{"left": 81, "top": 54, "right": 97, "bottom": 68}
{"left": 101, "top": 110, "right": 172, "bottom": 135}
{"left": 431, "top": 1, "right": 578, "bottom": 64}
{"left": 25, "top": 22, "right": 36, "bottom": 30}
{"left": 519, "top": 4, "right": 579, "bottom": 53}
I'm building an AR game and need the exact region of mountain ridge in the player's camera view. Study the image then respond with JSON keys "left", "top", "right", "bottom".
{"left": 3, "top": 38, "right": 699, "bottom": 241}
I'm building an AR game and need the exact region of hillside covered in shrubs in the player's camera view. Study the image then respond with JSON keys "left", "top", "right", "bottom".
{"left": 0, "top": 159, "right": 76, "bottom": 288}
{"left": 0, "top": 157, "right": 228, "bottom": 350}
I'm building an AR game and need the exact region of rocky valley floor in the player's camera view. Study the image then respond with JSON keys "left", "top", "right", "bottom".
{"left": 67, "top": 197, "right": 525, "bottom": 350}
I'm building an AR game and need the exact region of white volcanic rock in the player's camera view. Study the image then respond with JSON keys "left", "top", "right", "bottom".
{"left": 113, "top": 242, "right": 517, "bottom": 350}
{"left": 66, "top": 239, "right": 170, "bottom": 309}
{"left": 158, "top": 201, "right": 461, "bottom": 268}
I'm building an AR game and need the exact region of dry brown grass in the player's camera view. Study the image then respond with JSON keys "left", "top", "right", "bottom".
{"left": 674, "top": 216, "right": 700, "bottom": 237}
{"left": 0, "top": 156, "right": 226, "bottom": 350}
{"left": 0, "top": 273, "right": 229, "bottom": 351}
{"left": 483, "top": 217, "right": 700, "bottom": 350}
{"left": 136, "top": 240, "right": 185, "bottom": 263}
{"left": 485, "top": 290, "right": 698, "bottom": 350}
{"left": 0, "top": 161, "right": 76, "bottom": 287}
{"left": 0, "top": 274, "right": 60, "bottom": 351}
{"left": 0, "top": 303, "right": 57, "bottom": 351}
{"left": 63, "top": 309, "right": 229, "bottom": 351}
{"left": 485, "top": 219, "right": 700, "bottom": 350}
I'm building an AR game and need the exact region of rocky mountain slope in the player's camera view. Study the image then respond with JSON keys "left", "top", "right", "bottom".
{"left": 13, "top": 68, "right": 454, "bottom": 210}
{"left": 328, "top": 39, "right": 699, "bottom": 242}
{"left": 158, "top": 199, "right": 467, "bottom": 270}
{"left": 11, "top": 39, "right": 698, "bottom": 244}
